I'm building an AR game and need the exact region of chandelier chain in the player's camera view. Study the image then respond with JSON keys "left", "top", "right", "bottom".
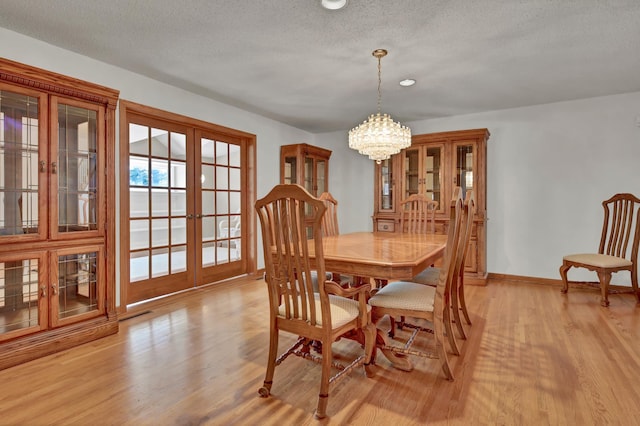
{"left": 377, "top": 55, "right": 382, "bottom": 114}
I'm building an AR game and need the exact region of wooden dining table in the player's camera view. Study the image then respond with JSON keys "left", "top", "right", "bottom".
{"left": 310, "top": 231, "right": 448, "bottom": 281}
{"left": 308, "top": 231, "right": 448, "bottom": 371}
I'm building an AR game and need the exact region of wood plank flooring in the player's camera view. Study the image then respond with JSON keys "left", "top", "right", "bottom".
{"left": 1, "top": 275, "right": 639, "bottom": 425}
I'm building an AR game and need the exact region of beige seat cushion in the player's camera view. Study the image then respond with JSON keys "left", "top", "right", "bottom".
{"left": 368, "top": 281, "right": 436, "bottom": 312}
{"left": 563, "top": 253, "right": 632, "bottom": 268}
{"left": 279, "top": 294, "right": 369, "bottom": 328}
{"left": 411, "top": 267, "right": 441, "bottom": 285}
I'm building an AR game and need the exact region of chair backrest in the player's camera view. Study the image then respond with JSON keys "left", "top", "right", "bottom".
{"left": 433, "top": 187, "right": 464, "bottom": 328}
{"left": 318, "top": 191, "right": 339, "bottom": 237}
{"left": 599, "top": 193, "right": 640, "bottom": 264}
{"left": 255, "top": 184, "right": 330, "bottom": 328}
{"left": 400, "top": 194, "right": 438, "bottom": 234}
{"left": 453, "top": 190, "right": 476, "bottom": 279}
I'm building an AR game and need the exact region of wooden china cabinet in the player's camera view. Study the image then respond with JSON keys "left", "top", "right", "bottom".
{"left": 373, "top": 128, "right": 490, "bottom": 285}
{"left": 280, "top": 143, "right": 331, "bottom": 196}
{"left": 280, "top": 143, "right": 331, "bottom": 237}
{"left": 0, "top": 58, "right": 119, "bottom": 370}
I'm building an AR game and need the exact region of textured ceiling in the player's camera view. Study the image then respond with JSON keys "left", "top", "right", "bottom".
{"left": 1, "top": 0, "right": 639, "bottom": 133}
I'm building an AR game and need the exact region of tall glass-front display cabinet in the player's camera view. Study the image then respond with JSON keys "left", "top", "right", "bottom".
{"left": 0, "top": 58, "right": 119, "bottom": 370}
{"left": 280, "top": 143, "right": 331, "bottom": 196}
{"left": 373, "top": 128, "right": 490, "bottom": 284}
{"left": 280, "top": 143, "right": 331, "bottom": 238}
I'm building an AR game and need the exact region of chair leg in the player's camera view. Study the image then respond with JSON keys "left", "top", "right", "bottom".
{"left": 443, "top": 298, "right": 460, "bottom": 356}
{"left": 258, "top": 327, "right": 279, "bottom": 397}
{"left": 388, "top": 317, "right": 397, "bottom": 338}
{"left": 559, "top": 263, "right": 571, "bottom": 294}
{"left": 597, "top": 271, "right": 612, "bottom": 307}
{"left": 632, "top": 268, "right": 640, "bottom": 304}
{"left": 458, "top": 275, "right": 472, "bottom": 325}
{"left": 434, "top": 312, "right": 454, "bottom": 381}
{"left": 451, "top": 274, "right": 467, "bottom": 340}
{"left": 314, "top": 342, "right": 332, "bottom": 419}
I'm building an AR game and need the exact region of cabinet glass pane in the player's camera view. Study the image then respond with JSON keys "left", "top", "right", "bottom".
{"left": 380, "top": 159, "right": 393, "bottom": 211}
{"left": 284, "top": 156, "right": 296, "bottom": 184}
{"left": 456, "top": 144, "right": 474, "bottom": 197}
{"left": 0, "top": 90, "right": 40, "bottom": 236}
{"left": 304, "top": 157, "right": 313, "bottom": 193}
{"left": 57, "top": 252, "right": 98, "bottom": 319}
{"left": 57, "top": 104, "right": 98, "bottom": 232}
{"left": 0, "top": 258, "right": 40, "bottom": 333}
{"left": 404, "top": 149, "right": 419, "bottom": 199}
{"left": 424, "top": 147, "right": 442, "bottom": 206}
{"left": 317, "top": 159, "right": 326, "bottom": 194}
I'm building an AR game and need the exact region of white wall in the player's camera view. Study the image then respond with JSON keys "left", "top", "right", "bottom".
{"left": 318, "top": 92, "right": 640, "bottom": 284}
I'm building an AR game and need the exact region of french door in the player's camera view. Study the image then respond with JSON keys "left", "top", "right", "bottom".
{"left": 123, "top": 110, "right": 249, "bottom": 304}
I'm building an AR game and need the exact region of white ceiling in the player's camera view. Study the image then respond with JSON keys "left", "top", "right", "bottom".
{"left": 2, "top": 0, "right": 639, "bottom": 133}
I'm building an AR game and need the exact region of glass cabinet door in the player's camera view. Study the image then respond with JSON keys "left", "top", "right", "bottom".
{"left": 52, "top": 97, "right": 104, "bottom": 238}
{"left": 0, "top": 251, "right": 48, "bottom": 342}
{"left": 51, "top": 246, "right": 104, "bottom": 328}
{"left": 0, "top": 87, "right": 46, "bottom": 240}
{"left": 455, "top": 143, "right": 474, "bottom": 198}
{"left": 304, "top": 156, "right": 314, "bottom": 194}
{"left": 403, "top": 148, "right": 419, "bottom": 199}
{"left": 423, "top": 146, "right": 443, "bottom": 208}
{"left": 378, "top": 158, "right": 394, "bottom": 211}
{"left": 316, "top": 158, "right": 326, "bottom": 195}
{"left": 283, "top": 156, "right": 296, "bottom": 184}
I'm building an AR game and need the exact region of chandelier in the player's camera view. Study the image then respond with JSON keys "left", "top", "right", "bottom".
{"left": 348, "top": 49, "right": 412, "bottom": 164}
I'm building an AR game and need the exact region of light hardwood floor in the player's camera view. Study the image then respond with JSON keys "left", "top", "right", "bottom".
{"left": 1, "top": 276, "right": 639, "bottom": 425}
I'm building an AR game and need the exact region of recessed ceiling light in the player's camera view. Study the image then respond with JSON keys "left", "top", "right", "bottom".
{"left": 321, "top": 0, "right": 348, "bottom": 10}
{"left": 399, "top": 79, "right": 416, "bottom": 87}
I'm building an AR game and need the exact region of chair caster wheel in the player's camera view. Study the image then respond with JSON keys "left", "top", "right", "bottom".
{"left": 258, "top": 387, "right": 270, "bottom": 397}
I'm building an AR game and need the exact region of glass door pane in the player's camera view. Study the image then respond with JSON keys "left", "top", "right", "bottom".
{"left": 200, "top": 138, "right": 242, "bottom": 269}
{"left": 379, "top": 158, "right": 393, "bottom": 211}
{"left": 57, "top": 103, "right": 98, "bottom": 233}
{"left": 284, "top": 156, "right": 296, "bottom": 184}
{"left": 0, "top": 253, "right": 47, "bottom": 341}
{"left": 456, "top": 144, "right": 474, "bottom": 197}
{"left": 403, "top": 148, "right": 419, "bottom": 200}
{"left": 304, "top": 157, "right": 314, "bottom": 194}
{"left": 316, "top": 159, "right": 326, "bottom": 194}
{"left": 0, "top": 89, "right": 41, "bottom": 238}
{"left": 51, "top": 246, "right": 104, "bottom": 327}
{"left": 127, "top": 122, "right": 191, "bottom": 302}
{"left": 424, "top": 146, "right": 442, "bottom": 207}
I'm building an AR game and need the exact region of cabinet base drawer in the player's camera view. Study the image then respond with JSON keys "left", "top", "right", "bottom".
{"left": 376, "top": 220, "right": 395, "bottom": 232}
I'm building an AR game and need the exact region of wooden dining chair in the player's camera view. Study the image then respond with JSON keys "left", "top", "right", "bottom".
{"left": 367, "top": 187, "right": 465, "bottom": 380}
{"left": 255, "top": 184, "right": 375, "bottom": 419}
{"left": 411, "top": 190, "right": 476, "bottom": 339}
{"left": 400, "top": 194, "right": 439, "bottom": 234}
{"left": 319, "top": 192, "right": 339, "bottom": 237}
{"left": 560, "top": 193, "right": 640, "bottom": 307}
{"left": 387, "top": 194, "right": 439, "bottom": 334}
{"left": 318, "top": 191, "right": 352, "bottom": 287}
